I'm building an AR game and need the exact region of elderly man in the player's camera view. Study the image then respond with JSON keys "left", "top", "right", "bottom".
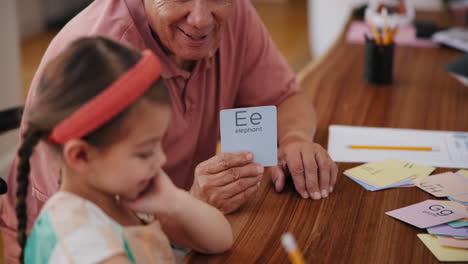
{"left": 1, "top": 0, "right": 337, "bottom": 262}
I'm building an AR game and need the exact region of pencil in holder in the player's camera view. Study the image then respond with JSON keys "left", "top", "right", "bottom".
{"left": 364, "top": 38, "right": 394, "bottom": 85}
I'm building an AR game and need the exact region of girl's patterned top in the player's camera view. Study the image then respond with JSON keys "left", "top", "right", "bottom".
{"left": 25, "top": 191, "right": 175, "bottom": 263}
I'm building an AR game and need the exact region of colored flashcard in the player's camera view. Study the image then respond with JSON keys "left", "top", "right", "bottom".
{"left": 345, "top": 173, "right": 413, "bottom": 191}
{"left": 417, "top": 172, "right": 468, "bottom": 198}
{"left": 345, "top": 159, "right": 434, "bottom": 188}
{"left": 385, "top": 200, "right": 467, "bottom": 229}
{"left": 451, "top": 193, "right": 468, "bottom": 203}
{"left": 443, "top": 200, "right": 468, "bottom": 216}
{"left": 457, "top": 169, "right": 468, "bottom": 179}
{"left": 220, "top": 106, "right": 277, "bottom": 166}
{"left": 437, "top": 236, "right": 468, "bottom": 249}
{"left": 427, "top": 224, "right": 468, "bottom": 237}
{"left": 449, "top": 196, "right": 468, "bottom": 205}
{"left": 448, "top": 220, "right": 468, "bottom": 228}
{"left": 417, "top": 234, "right": 468, "bottom": 261}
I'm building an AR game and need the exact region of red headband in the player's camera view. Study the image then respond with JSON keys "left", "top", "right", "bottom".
{"left": 48, "top": 50, "right": 161, "bottom": 145}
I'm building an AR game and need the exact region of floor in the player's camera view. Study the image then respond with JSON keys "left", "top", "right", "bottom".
{"left": 20, "top": 0, "right": 310, "bottom": 98}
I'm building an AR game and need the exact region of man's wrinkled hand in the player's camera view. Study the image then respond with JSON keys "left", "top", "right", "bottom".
{"left": 271, "top": 135, "right": 338, "bottom": 200}
{"left": 190, "top": 152, "right": 264, "bottom": 213}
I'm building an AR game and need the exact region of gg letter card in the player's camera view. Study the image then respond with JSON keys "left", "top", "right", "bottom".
{"left": 385, "top": 200, "right": 467, "bottom": 229}
{"left": 220, "top": 106, "right": 277, "bottom": 166}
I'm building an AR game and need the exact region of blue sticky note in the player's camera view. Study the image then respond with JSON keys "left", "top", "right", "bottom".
{"left": 346, "top": 174, "right": 413, "bottom": 191}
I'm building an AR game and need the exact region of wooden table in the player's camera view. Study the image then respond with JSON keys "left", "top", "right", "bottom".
{"left": 184, "top": 11, "right": 468, "bottom": 264}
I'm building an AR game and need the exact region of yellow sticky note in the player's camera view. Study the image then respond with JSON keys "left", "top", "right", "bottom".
{"left": 417, "top": 234, "right": 468, "bottom": 262}
{"left": 346, "top": 159, "right": 434, "bottom": 187}
{"left": 457, "top": 169, "right": 468, "bottom": 179}
{"left": 411, "top": 162, "right": 437, "bottom": 184}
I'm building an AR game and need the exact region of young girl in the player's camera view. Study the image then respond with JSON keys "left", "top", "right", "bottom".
{"left": 15, "top": 37, "right": 233, "bottom": 263}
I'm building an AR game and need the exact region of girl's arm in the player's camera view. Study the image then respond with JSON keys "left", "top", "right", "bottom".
{"left": 123, "top": 172, "right": 233, "bottom": 254}
{"left": 159, "top": 189, "right": 233, "bottom": 254}
{"left": 99, "top": 254, "right": 133, "bottom": 264}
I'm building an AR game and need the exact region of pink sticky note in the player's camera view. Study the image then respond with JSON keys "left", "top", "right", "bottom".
{"left": 417, "top": 172, "right": 468, "bottom": 198}
{"left": 386, "top": 200, "right": 467, "bottom": 228}
{"left": 438, "top": 236, "right": 468, "bottom": 249}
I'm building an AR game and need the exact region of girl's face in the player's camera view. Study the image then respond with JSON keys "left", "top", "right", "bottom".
{"left": 89, "top": 99, "right": 171, "bottom": 200}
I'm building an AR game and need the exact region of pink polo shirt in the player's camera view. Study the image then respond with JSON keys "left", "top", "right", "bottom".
{"left": 0, "top": 0, "right": 299, "bottom": 262}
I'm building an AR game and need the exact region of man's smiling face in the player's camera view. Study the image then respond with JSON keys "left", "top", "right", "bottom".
{"left": 144, "top": 0, "right": 233, "bottom": 62}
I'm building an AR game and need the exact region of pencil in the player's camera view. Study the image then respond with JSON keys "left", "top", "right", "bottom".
{"left": 348, "top": 145, "right": 435, "bottom": 151}
{"left": 388, "top": 27, "right": 398, "bottom": 43}
{"left": 369, "top": 15, "right": 382, "bottom": 45}
{"left": 386, "top": 15, "right": 398, "bottom": 44}
{"left": 382, "top": 8, "right": 389, "bottom": 45}
{"left": 281, "top": 233, "right": 306, "bottom": 264}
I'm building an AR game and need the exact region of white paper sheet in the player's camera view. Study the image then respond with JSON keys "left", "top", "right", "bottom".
{"left": 328, "top": 125, "right": 468, "bottom": 169}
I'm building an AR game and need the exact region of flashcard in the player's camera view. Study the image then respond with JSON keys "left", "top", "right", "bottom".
{"left": 385, "top": 200, "right": 467, "bottom": 228}
{"left": 437, "top": 236, "right": 468, "bottom": 249}
{"left": 451, "top": 193, "right": 468, "bottom": 203}
{"left": 417, "top": 172, "right": 468, "bottom": 198}
{"left": 345, "top": 159, "right": 434, "bottom": 188}
{"left": 220, "top": 106, "right": 277, "bottom": 166}
{"left": 457, "top": 169, "right": 468, "bottom": 179}
{"left": 418, "top": 234, "right": 468, "bottom": 262}
{"left": 448, "top": 220, "right": 468, "bottom": 228}
{"left": 427, "top": 224, "right": 468, "bottom": 237}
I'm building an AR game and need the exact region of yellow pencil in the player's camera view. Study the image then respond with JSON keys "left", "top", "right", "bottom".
{"left": 382, "top": 8, "right": 389, "bottom": 45}
{"left": 369, "top": 15, "right": 382, "bottom": 45}
{"left": 388, "top": 27, "right": 398, "bottom": 44}
{"left": 281, "top": 233, "right": 306, "bottom": 264}
{"left": 385, "top": 15, "right": 398, "bottom": 45}
{"left": 348, "top": 145, "right": 436, "bottom": 151}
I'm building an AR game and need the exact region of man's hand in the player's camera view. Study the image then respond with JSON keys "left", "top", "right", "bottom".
{"left": 271, "top": 134, "right": 338, "bottom": 200}
{"left": 190, "top": 152, "right": 264, "bottom": 214}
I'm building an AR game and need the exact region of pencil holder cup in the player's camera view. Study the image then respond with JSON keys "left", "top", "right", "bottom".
{"left": 364, "top": 38, "right": 394, "bottom": 85}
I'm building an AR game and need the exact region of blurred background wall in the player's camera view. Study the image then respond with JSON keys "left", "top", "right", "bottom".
{"left": 308, "top": 0, "right": 443, "bottom": 58}
{"left": 17, "top": 0, "right": 94, "bottom": 40}
{"left": 0, "top": 0, "right": 21, "bottom": 178}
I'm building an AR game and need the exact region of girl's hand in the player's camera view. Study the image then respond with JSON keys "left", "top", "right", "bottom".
{"left": 122, "top": 171, "right": 182, "bottom": 215}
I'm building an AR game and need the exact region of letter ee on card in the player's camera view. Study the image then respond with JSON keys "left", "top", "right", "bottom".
{"left": 385, "top": 200, "right": 467, "bottom": 229}
{"left": 220, "top": 106, "right": 277, "bottom": 166}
